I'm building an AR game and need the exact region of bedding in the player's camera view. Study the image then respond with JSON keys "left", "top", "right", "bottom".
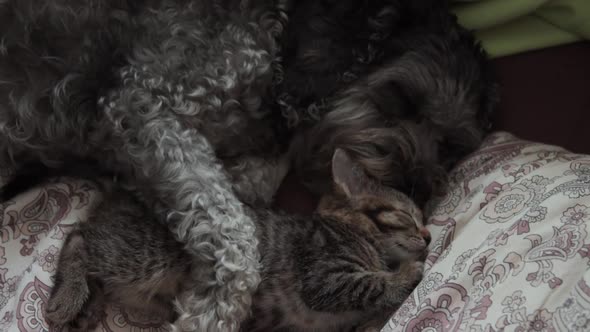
{"left": 451, "top": 0, "right": 590, "bottom": 57}
{"left": 384, "top": 132, "right": 590, "bottom": 332}
{"left": 0, "top": 131, "right": 588, "bottom": 331}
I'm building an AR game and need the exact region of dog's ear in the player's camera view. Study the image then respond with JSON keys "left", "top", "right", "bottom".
{"left": 331, "top": 148, "right": 372, "bottom": 199}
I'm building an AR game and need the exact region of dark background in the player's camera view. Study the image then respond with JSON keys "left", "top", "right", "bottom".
{"left": 492, "top": 42, "right": 590, "bottom": 154}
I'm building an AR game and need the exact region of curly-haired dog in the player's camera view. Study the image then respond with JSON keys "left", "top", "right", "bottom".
{"left": 0, "top": 0, "right": 290, "bottom": 330}
{"left": 277, "top": 0, "right": 497, "bottom": 207}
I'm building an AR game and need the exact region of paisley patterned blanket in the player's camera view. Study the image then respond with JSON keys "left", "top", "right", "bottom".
{"left": 385, "top": 132, "right": 590, "bottom": 332}
{"left": 0, "top": 132, "right": 588, "bottom": 331}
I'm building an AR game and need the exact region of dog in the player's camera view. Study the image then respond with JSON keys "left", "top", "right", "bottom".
{"left": 0, "top": 0, "right": 290, "bottom": 330}
{"left": 276, "top": 0, "right": 497, "bottom": 207}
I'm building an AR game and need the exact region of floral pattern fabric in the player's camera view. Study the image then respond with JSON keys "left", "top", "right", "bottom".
{"left": 384, "top": 132, "right": 590, "bottom": 332}
{"left": 0, "top": 132, "right": 589, "bottom": 331}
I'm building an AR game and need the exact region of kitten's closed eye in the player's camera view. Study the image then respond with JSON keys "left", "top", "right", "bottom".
{"left": 379, "top": 211, "right": 414, "bottom": 227}
{"left": 365, "top": 208, "right": 416, "bottom": 231}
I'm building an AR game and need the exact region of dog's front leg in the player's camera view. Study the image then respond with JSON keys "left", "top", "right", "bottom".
{"left": 106, "top": 114, "right": 259, "bottom": 332}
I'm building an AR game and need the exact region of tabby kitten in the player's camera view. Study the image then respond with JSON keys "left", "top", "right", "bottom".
{"left": 46, "top": 149, "right": 430, "bottom": 331}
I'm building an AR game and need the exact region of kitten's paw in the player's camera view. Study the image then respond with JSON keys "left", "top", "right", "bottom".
{"left": 47, "top": 281, "right": 105, "bottom": 331}
{"left": 398, "top": 261, "right": 424, "bottom": 284}
{"left": 355, "top": 314, "right": 391, "bottom": 332}
{"left": 68, "top": 292, "right": 105, "bottom": 332}
{"left": 411, "top": 262, "right": 425, "bottom": 288}
{"left": 46, "top": 296, "right": 81, "bottom": 325}
{"left": 413, "top": 261, "right": 425, "bottom": 273}
{"left": 68, "top": 314, "right": 103, "bottom": 332}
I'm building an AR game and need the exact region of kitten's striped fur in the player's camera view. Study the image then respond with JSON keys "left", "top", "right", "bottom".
{"left": 46, "top": 149, "right": 429, "bottom": 331}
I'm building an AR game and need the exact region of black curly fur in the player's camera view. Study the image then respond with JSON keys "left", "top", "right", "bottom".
{"left": 276, "top": 0, "right": 497, "bottom": 207}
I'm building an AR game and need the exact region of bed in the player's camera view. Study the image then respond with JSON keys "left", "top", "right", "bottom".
{"left": 0, "top": 132, "right": 588, "bottom": 331}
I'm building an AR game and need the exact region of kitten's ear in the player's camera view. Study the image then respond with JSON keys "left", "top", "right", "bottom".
{"left": 332, "top": 148, "right": 371, "bottom": 199}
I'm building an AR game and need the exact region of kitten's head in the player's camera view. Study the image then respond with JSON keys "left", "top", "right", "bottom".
{"left": 318, "top": 148, "right": 431, "bottom": 262}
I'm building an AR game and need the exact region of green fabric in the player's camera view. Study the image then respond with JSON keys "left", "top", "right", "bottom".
{"left": 451, "top": 0, "right": 590, "bottom": 58}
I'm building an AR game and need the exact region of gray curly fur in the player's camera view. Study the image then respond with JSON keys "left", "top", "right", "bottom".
{"left": 0, "top": 0, "right": 291, "bottom": 330}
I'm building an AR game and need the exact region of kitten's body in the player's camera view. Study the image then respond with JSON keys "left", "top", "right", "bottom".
{"left": 46, "top": 188, "right": 192, "bottom": 331}
{"left": 47, "top": 150, "right": 429, "bottom": 332}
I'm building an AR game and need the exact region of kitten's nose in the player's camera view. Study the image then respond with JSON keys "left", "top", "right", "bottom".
{"left": 419, "top": 228, "right": 431, "bottom": 246}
